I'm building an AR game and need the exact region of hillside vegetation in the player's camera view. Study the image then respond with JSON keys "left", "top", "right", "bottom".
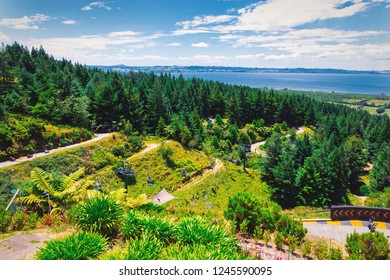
{"left": 0, "top": 42, "right": 389, "bottom": 260}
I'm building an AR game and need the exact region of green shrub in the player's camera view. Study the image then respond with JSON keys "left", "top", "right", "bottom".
{"left": 122, "top": 211, "right": 175, "bottom": 245}
{"left": 27, "top": 212, "right": 39, "bottom": 229}
{"left": 125, "top": 233, "right": 163, "bottom": 260}
{"left": 312, "top": 241, "right": 328, "bottom": 260}
{"left": 75, "top": 196, "right": 124, "bottom": 239}
{"left": 224, "top": 192, "right": 282, "bottom": 235}
{"left": 111, "top": 145, "right": 126, "bottom": 157}
{"left": 0, "top": 207, "right": 12, "bottom": 233}
{"left": 98, "top": 246, "right": 127, "bottom": 260}
{"left": 328, "top": 247, "right": 343, "bottom": 260}
{"left": 36, "top": 232, "right": 108, "bottom": 260}
{"left": 161, "top": 243, "right": 251, "bottom": 260}
{"left": 224, "top": 192, "right": 262, "bottom": 234}
{"left": 276, "top": 214, "right": 307, "bottom": 247}
{"left": 11, "top": 211, "right": 26, "bottom": 231}
{"left": 346, "top": 231, "right": 390, "bottom": 260}
{"left": 122, "top": 211, "right": 146, "bottom": 239}
{"left": 274, "top": 231, "right": 284, "bottom": 249}
{"left": 300, "top": 240, "right": 313, "bottom": 258}
{"left": 359, "top": 184, "right": 371, "bottom": 196}
{"left": 176, "top": 216, "right": 236, "bottom": 248}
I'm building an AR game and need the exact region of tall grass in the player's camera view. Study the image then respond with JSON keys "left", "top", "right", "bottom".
{"left": 74, "top": 196, "right": 124, "bottom": 239}
{"left": 35, "top": 232, "right": 108, "bottom": 260}
{"left": 122, "top": 211, "right": 176, "bottom": 245}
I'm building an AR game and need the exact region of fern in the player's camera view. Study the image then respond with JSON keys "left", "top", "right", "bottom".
{"left": 17, "top": 194, "right": 44, "bottom": 206}
{"left": 31, "top": 168, "right": 56, "bottom": 194}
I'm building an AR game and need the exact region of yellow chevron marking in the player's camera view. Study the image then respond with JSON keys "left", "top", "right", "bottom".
{"left": 376, "top": 222, "right": 387, "bottom": 229}
{"left": 350, "top": 220, "right": 363, "bottom": 227}
{"left": 327, "top": 221, "right": 341, "bottom": 225}
{"left": 384, "top": 212, "right": 389, "bottom": 218}
{"left": 351, "top": 210, "right": 355, "bottom": 216}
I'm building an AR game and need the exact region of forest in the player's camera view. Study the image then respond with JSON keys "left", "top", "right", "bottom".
{"left": 0, "top": 42, "right": 389, "bottom": 210}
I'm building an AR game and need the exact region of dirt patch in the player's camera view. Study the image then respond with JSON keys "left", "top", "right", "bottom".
{"left": 0, "top": 227, "right": 75, "bottom": 260}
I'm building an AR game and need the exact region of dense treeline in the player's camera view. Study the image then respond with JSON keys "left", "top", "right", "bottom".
{"left": 1, "top": 42, "right": 389, "bottom": 208}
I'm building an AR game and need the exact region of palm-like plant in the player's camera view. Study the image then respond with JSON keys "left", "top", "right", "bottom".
{"left": 18, "top": 167, "right": 93, "bottom": 212}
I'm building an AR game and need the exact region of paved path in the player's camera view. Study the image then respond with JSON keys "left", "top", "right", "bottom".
{"left": 0, "top": 133, "right": 112, "bottom": 169}
{"left": 0, "top": 233, "right": 56, "bottom": 260}
{"left": 250, "top": 127, "right": 305, "bottom": 154}
{"left": 303, "top": 220, "right": 390, "bottom": 245}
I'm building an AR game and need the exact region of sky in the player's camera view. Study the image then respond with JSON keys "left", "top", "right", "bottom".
{"left": 0, "top": 0, "right": 389, "bottom": 70}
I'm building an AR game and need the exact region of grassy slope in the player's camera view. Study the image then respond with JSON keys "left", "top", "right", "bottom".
{"left": 169, "top": 162, "right": 269, "bottom": 219}
{"left": 0, "top": 134, "right": 125, "bottom": 192}
{"left": 123, "top": 140, "right": 212, "bottom": 197}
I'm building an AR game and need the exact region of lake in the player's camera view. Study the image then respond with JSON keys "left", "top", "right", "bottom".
{"left": 173, "top": 72, "right": 390, "bottom": 95}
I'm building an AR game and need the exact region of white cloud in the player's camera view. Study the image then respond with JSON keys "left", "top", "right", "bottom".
{"left": 235, "top": 53, "right": 265, "bottom": 59}
{"left": 82, "top": 2, "right": 112, "bottom": 11}
{"left": 108, "top": 30, "right": 141, "bottom": 37}
{"left": 22, "top": 29, "right": 163, "bottom": 65}
{"left": 166, "top": 42, "right": 181, "bottom": 47}
{"left": 228, "top": 29, "right": 385, "bottom": 47}
{"left": 179, "top": 55, "right": 231, "bottom": 64}
{"left": 0, "top": 31, "right": 10, "bottom": 42}
{"left": 264, "top": 53, "right": 301, "bottom": 60}
{"left": 192, "top": 42, "right": 210, "bottom": 48}
{"left": 229, "top": 0, "right": 369, "bottom": 32}
{"left": 0, "top": 14, "right": 50, "bottom": 30}
{"left": 62, "top": 20, "right": 77, "bottom": 25}
{"left": 171, "top": 29, "right": 212, "bottom": 36}
{"left": 177, "top": 15, "right": 236, "bottom": 29}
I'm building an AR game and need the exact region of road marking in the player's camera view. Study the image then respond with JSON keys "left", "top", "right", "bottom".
{"left": 350, "top": 220, "right": 363, "bottom": 227}
{"left": 376, "top": 222, "right": 387, "bottom": 229}
{"left": 327, "top": 220, "right": 341, "bottom": 225}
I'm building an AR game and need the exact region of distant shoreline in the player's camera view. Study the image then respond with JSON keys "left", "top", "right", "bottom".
{"left": 91, "top": 65, "right": 390, "bottom": 75}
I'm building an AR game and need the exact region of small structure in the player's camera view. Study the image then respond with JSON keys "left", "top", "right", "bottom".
{"left": 149, "top": 189, "right": 175, "bottom": 205}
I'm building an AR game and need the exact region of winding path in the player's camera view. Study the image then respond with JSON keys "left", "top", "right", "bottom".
{"left": 0, "top": 133, "right": 113, "bottom": 169}
{"left": 250, "top": 127, "right": 305, "bottom": 154}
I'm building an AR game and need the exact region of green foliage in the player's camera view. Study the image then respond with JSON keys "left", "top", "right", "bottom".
{"left": 125, "top": 233, "right": 163, "bottom": 260}
{"left": 122, "top": 211, "right": 176, "bottom": 245}
{"left": 346, "top": 231, "right": 390, "bottom": 260}
{"left": 359, "top": 184, "right": 371, "bottom": 196}
{"left": 224, "top": 192, "right": 281, "bottom": 235}
{"left": 74, "top": 196, "right": 124, "bottom": 239}
{"left": 300, "top": 240, "right": 312, "bottom": 257}
{"left": 176, "top": 216, "right": 236, "bottom": 247}
{"left": 35, "top": 232, "right": 108, "bottom": 260}
{"left": 161, "top": 243, "right": 250, "bottom": 260}
{"left": 19, "top": 167, "right": 91, "bottom": 211}
{"left": 224, "top": 192, "right": 262, "bottom": 234}
{"left": 26, "top": 212, "right": 39, "bottom": 229}
{"left": 276, "top": 214, "right": 307, "bottom": 248}
{"left": 376, "top": 107, "right": 385, "bottom": 114}
{"left": 312, "top": 241, "right": 329, "bottom": 260}
{"left": 0, "top": 207, "right": 12, "bottom": 233}
{"left": 0, "top": 114, "right": 93, "bottom": 161}
{"left": 11, "top": 211, "right": 26, "bottom": 231}
{"left": 369, "top": 142, "right": 390, "bottom": 192}
{"left": 328, "top": 247, "right": 343, "bottom": 260}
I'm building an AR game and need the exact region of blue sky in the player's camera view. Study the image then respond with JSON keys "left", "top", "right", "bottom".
{"left": 0, "top": 0, "right": 389, "bottom": 70}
